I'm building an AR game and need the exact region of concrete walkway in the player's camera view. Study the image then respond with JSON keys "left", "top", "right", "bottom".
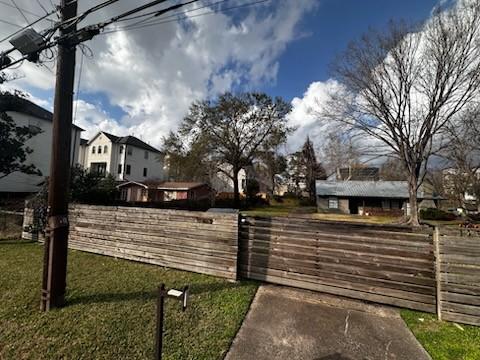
{"left": 225, "top": 285, "right": 431, "bottom": 360}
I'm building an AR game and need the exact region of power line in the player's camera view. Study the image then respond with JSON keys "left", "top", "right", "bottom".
{"left": 116, "top": 0, "right": 231, "bottom": 23}
{"left": 0, "top": 9, "right": 58, "bottom": 45}
{"left": 1, "top": 0, "right": 259, "bottom": 71}
{"left": 0, "top": 18, "right": 22, "bottom": 28}
{"left": 73, "top": 49, "right": 84, "bottom": 125}
{"left": 35, "top": 0, "right": 50, "bottom": 15}
{"left": 102, "top": 0, "right": 269, "bottom": 35}
{"left": 10, "top": 0, "right": 31, "bottom": 24}
{"left": 0, "top": 0, "right": 51, "bottom": 19}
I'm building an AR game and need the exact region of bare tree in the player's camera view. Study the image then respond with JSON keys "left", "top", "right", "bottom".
{"left": 380, "top": 157, "right": 408, "bottom": 181}
{"left": 443, "top": 106, "right": 480, "bottom": 207}
{"left": 321, "top": 132, "right": 361, "bottom": 175}
{"left": 316, "top": 2, "right": 480, "bottom": 225}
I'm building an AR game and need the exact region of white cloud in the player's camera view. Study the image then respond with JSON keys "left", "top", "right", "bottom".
{"left": 287, "top": 79, "right": 345, "bottom": 153}
{"left": 1, "top": 0, "right": 317, "bottom": 149}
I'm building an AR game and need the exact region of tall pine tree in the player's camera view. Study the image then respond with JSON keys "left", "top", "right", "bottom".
{"left": 302, "top": 137, "right": 326, "bottom": 203}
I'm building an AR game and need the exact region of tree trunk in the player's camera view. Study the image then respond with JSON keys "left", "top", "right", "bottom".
{"left": 233, "top": 168, "right": 240, "bottom": 209}
{"left": 407, "top": 175, "right": 420, "bottom": 226}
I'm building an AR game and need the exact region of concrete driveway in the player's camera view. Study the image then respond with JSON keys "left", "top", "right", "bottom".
{"left": 225, "top": 285, "right": 431, "bottom": 360}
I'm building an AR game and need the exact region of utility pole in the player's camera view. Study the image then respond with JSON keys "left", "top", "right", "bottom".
{"left": 41, "top": 0, "right": 78, "bottom": 311}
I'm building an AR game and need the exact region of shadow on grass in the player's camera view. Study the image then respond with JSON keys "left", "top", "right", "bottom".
{"left": 66, "top": 280, "right": 257, "bottom": 306}
{"left": 0, "top": 239, "right": 35, "bottom": 245}
{"left": 315, "top": 354, "right": 353, "bottom": 360}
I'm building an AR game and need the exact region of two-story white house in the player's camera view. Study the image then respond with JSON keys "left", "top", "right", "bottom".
{"left": 79, "top": 131, "right": 165, "bottom": 182}
{"left": 0, "top": 94, "right": 83, "bottom": 194}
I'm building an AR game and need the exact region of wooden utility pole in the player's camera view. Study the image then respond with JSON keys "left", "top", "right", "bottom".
{"left": 41, "top": 0, "right": 78, "bottom": 311}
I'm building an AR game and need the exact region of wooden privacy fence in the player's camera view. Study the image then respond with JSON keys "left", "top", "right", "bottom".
{"left": 23, "top": 204, "right": 480, "bottom": 326}
{"left": 436, "top": 227, "right": 480, "bottom": 326}
{"left": 67, "top": 205, "right": 239, "bottom": 280}
{"left": 239, "top": 215, "right": 436, "bottom": 313}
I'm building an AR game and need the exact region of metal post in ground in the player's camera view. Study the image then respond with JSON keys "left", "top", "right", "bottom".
{"left": 155, "top": 284, "right": 166, "bottom": 360}
{"left": 154, "top": 284, "right": 189, "bottom": 360}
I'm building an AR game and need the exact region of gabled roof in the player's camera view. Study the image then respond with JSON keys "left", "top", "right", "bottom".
{"left": 117, "top": 135, "right": 161, "bottom": 153}
{"left": 156, "top": 182, "right": 207, "bottom": 191}
{"left": 315, "top": 180, "right": 438, "bottom": 199}
{"left": 0, "top": 94, "right": 84, "bottom": 131}
{"left": 117, "top": 181, "right": 148, "bottom": 189}
{"left": 88, "top": 131, "right": 161, "bottom": 153}
{"left": 117, "top": 181, "right": 208, "bottom": 191}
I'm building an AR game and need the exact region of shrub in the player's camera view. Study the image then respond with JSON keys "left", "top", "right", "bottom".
{"left": 420, "top": 208, "right": 457, "bottom": 221}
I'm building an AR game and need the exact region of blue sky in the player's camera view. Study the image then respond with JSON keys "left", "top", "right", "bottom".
{"left": 267, "top": 0, "right": 440, "bottom": 101}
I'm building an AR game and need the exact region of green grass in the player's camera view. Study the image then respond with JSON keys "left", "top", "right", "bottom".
{"left": 401, "top": 310, "right": 480, "bottom": 360}
{"left": 313, "top": 212, "right": 401, "bottom": 224}
{"left": 242, "top": 198, "right": 400, "bottom": 224}
{"left": 0, "top": 241, "right": 258, "bottom": 360}
{"left": 242, "top": 198, "right": 316, "bottom": 217}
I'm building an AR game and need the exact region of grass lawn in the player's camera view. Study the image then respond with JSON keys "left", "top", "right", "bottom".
{"left": 242, "top": 198, "right": 401, "bottom": 225}
{"left": 401, "top": 310, "right": 480, "bottom": 360}
{"left": 242, "top": 198, "right": 316, "bottom": 217}
{"left": 0, "top": 213, "right": 23, "bottom": 240}
{"left": 312, "top": 212, "right": 401, "bottom": 224}
{"left": 0, "top": 240, "right": 258, "bottom": 360}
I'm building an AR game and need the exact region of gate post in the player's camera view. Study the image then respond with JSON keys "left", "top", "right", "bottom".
{"left": 433, "top": 226, "right": 442, "bottom": 321}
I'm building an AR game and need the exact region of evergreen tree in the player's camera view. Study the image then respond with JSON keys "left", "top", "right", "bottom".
{"left": 302, "top": 137, "right": 326, "bottom": 202}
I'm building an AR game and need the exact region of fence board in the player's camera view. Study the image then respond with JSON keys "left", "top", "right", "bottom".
{"left": 438, "top": 228, "right": 480, "bottom": 326}
{"left": 239, "top": 215, "right": 436, "bottom": 313}
{"left": 67, "top": 205, "right": 239, "bottom": 280}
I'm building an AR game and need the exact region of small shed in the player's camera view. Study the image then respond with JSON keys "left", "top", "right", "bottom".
{"left": 315, "top": 180, "right": 441, "bottom": 216}
{"left": 155, "top": 182, "right": 213, "bottom": 202}
{"left": 117, "top": 181, "right": 214, "bottom": 203}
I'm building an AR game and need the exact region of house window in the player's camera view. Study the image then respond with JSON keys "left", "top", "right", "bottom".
{"left": 143, "top": 168, "right": 147, "bottom": 177}
{"left": 127, "top": 147, "right": 132, "bottom": 155}
{"left": 118, "top": 164, "right": 122, "bottom": 174}
{"left": 328, "top": 197, "right": 339, "bottom": 209}
{"left": 382, "top": 200, "right": 391, "bottom": 209}
{"left": 98, "top": 146, "right": 102, "bottom": 154}
{"left": 119, "top": 146, "right": 124, "bottom": 154}
{"left": 126, "top": 164, "right": 131, "bottom": 175}
{"left": 104, "top": 145, "right": 108, "bottom": 154}
{"left": 92, "top": 146, "right": 96, "bottom": 154}
{"left": 144, "top": 151, "right": 149, "bottom": 159}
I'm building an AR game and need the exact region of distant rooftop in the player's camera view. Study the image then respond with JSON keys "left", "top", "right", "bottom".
{"left": 0, "top": 94, "right": 84, "bottom": 131}
{"left": 316, "top": 180, "right": 436, "bottom": 199}
{"left": 89, "top": 131, "right": 161, "bottom": 153}
{"left": 118, "top": 181, "right": 208, "bottom": 191}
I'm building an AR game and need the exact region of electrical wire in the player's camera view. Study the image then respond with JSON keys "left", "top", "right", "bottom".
{"left": 0, "top": 8, "right": 58, "bottom": 45}
{"left": 0, "top": 18, "right": 22, "bottom": 28}
{"left": 73, "top": 49, "right": 84, "bottom": 124}
{"left": 0, "top": 0, "right": 52, "bottom": 19}
{"left": 1, "top": 0, "right": 267, "bottom": 71}
{"left": 35, "top": 0, "right": 50, "bottom": 15}
{"left": 10, "top": 0, "right": 31, "bottom": 24}
{"left": 116, "top": 0, "right": 231, "bottom": 23}
{"left": 101, "top": 0, "right": 269, "bottom": 35}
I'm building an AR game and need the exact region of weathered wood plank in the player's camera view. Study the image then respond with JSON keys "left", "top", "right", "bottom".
{"left": 239, "top": 267, "right": 435, "bottom": 312}
{"left": 441, "top": 292, "right": 480, "bottom": 307}
{"left": 67, "top": 205, "right": 239, "bottom": 280}
{"left": 69, "top": 245, "right": 236, "bottom": 279}
{"left": 441, "top": 312, "right": 480, "bottom": 326}
{"left": 239, "top": 249, "right": 434, "bottom": 277}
